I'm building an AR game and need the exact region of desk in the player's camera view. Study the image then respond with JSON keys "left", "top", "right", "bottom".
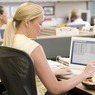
{"left": 50, "top": 60, "right": 95, "bottom": 95}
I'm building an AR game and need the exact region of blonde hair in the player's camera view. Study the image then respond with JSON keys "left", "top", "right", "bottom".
{"left": 3, "top": 2, "right": 43, "bottom": 47}
{"left": 70, "top": 8, "right": 81, "bottom": 22}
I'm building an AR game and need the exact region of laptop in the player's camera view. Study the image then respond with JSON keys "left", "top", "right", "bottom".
{"left": 70, "top": 37, "right": 95, "bottom": 73}
{"left": 61, "top": 37, "right": 95, "bottom": 78}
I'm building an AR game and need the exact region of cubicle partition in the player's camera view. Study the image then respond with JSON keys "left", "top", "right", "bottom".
{"left": 35, "top": 37, "right": 71, "bottom": 59}
{"left": 35, "top": 34, "right": 95, "bottom": 59}
{"left": 0, "top": 32, "right": 95, "bottom": 59}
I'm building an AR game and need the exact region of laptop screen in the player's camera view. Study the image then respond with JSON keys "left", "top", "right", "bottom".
{"left": 70, "top": 37, "right": 95, "bottom": 66}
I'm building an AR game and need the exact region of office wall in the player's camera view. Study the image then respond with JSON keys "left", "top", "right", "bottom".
{"left": 0, "top": 3, "right": 19, "bottom": 19}
{"left": 38, "top": 2, "right": 87, "bottom": 18}
{"left": 55, "top": 2, "right": 86, "bottom": 17}
{"left": 88, "top": 1, "right": 95, "bottom": 16}
{"left": 0, "top": 1, "right": 87, "bottom": 19}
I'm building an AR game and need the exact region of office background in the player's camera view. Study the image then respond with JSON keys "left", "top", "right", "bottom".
{"left": 0, "top": 0, "right": 95, "bottom": 22}
{"left": 0, "top": 0, "right": 95, "bottom": 59}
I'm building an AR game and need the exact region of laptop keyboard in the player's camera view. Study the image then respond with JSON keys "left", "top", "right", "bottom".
{"left": 70, "top": 68, "right": 83, "bottom": 75}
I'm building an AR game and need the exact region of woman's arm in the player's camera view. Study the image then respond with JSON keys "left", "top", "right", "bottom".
{"left": 52, "top": 68, "right": 72, "bottom": 75}
{"left": 31, "top": 45, "right": 95, "bottom": 95}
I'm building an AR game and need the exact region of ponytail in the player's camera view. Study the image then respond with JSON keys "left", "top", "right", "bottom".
{"left": 3, "top": 19, "right": 16, "bottom": 47}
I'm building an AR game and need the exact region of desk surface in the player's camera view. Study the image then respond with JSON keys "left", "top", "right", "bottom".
{"left": 51, "top": 59, "right": 95, "bottom": 95}
{"left": 58, "top": 77, "right": 95, "bottom": 95}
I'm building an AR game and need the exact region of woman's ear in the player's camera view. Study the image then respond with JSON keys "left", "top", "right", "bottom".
{"left": 24, "top": 19, "right": 30, "bottom": 28}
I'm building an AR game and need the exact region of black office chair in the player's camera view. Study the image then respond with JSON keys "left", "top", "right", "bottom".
{"left": 0, "top": 46, "right": 37, "bottom": 95}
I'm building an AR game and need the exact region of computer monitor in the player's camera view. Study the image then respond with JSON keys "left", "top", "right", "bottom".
{"left": 70, "top": 37, "right": 95, "bottom": 66}
{"left": 90, "top": 16, "right": 95, "bottom": 26}
{"left": 81, "top": 10, "right": 90, "bottom": 22}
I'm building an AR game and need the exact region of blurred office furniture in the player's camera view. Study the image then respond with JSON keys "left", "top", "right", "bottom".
{"left": 35, "top": 36, "right": 71, "bottom": 59}
{"left": 81, "top": 10, "right": 90, "bottom": 23}
{"left": 90, "top": 16, "right": 95, "bottom": 26}
{"left": 39, "top": 27, "right": 55, "bottom": 36}
{"left": 67, "top": 23, "right": 85, "bottom": 28}
{"left": 0, "top": 32, "right": 94, "bottom": 59}
{"left": 0, "top": 46, "right": 37, "bottom": 95}
{"left": 0, "top": 29, "right": 4, "bottom": 39}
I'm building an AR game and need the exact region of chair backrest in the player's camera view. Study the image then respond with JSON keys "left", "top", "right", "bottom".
{"left": 0, "top": 46, "right": 37, "bottom": 95}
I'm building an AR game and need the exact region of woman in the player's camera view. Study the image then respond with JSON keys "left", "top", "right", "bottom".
{"left": 0, "top": 6, "right": 8, "bottom": 28}
{"left": 2, "top": 2, "right": 95, "bottom": 95}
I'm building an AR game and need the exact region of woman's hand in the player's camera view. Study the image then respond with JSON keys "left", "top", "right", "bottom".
{"left": 82, "top": 61, "right": 95, "bottom": 78}
{"left": 52, "top": 68, "right": 72, "bottom": 76}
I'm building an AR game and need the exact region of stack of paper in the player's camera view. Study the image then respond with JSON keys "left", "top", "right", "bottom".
{"left": 47, "top": 60, "right": 67, "bottom": 68}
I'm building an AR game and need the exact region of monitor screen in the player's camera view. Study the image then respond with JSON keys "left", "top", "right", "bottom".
{"left": 81, "top": 12, "right": 87, "bottom": 21}
{"left": 70, "top": 39, "right": 95, "bottom": 66}
{"left": 81, "top": 10, "right": 90, "bottom": 22}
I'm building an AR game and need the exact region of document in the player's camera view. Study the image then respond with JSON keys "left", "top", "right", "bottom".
{"left": 47, "top": 60, "right": 67, "bottom": 68}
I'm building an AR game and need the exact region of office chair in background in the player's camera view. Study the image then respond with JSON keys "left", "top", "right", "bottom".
{"left": 0, "top": 46, "right": 37, "bottom": 95}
